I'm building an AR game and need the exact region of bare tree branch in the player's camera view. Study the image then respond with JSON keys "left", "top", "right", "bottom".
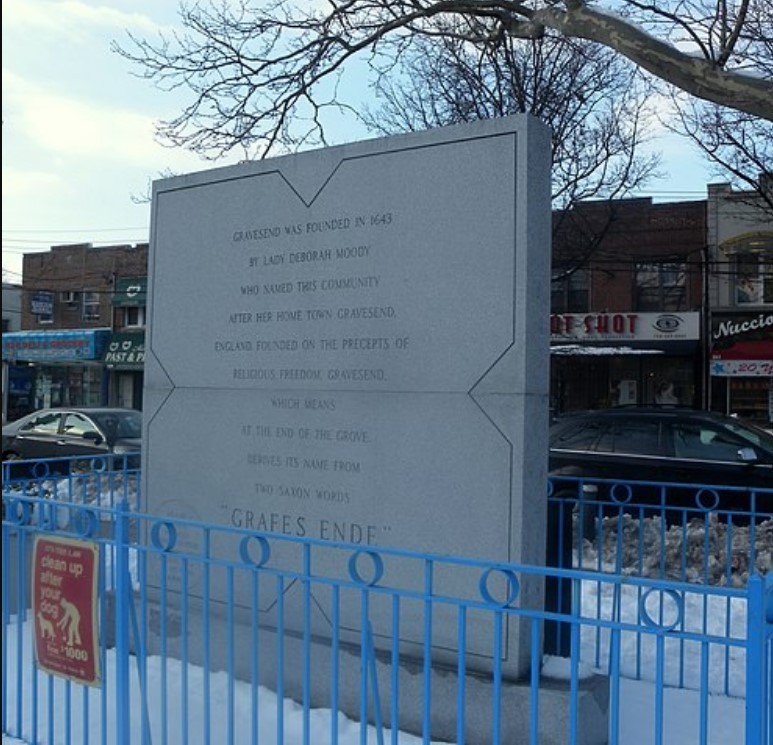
{"left": 360, "top": 30, "right": 660, "bottom": 209}
{"left": 112, "top": 0, "right": 772, "bottom": 164}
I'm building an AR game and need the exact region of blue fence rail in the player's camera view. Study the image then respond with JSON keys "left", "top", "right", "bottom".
{"left": 545, "top": 475, "right": 773, "bottom": 666}
{"left": 2, "top": 459, "right": 772, "bottom": 745}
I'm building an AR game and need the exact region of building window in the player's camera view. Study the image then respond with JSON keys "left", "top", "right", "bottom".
{"left": 735, "top": 255, "right": 772, "bottom": 305}
{"left": 123, "top": 306, "right": 146, "bottom": 328}
{"left": 82, "top": 291, "right": 101, "bottom": 322}
{"left": 635, "top": 262, "right": 686, "bottom": 311}
{"left": 551, "top": 269, "right": 589, "bottom": 313}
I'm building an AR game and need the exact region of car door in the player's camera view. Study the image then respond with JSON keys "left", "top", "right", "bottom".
{"left": 668, "top": 420, "right": 773, "bottom": 516}
{"left": 549, "top": 417, "right": 608, "bottom": 477}
{"left": 551, "top": 415, "right": 671, "bottom": 514}
{"left": 12, "top": 411, "right": 65, "bottom": 460}
{"left": 589, "top": 417, "right": 668, "bottom": 484}
{"left": 56, "top": 412, "right": 110, "bottom": 459}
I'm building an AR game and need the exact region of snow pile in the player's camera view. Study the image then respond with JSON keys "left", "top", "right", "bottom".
{"left": 580, "top": 513, "right": 772, "bottom": 585}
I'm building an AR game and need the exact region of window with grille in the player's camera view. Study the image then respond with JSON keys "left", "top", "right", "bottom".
{"left": 735, "top": 255, "right": 773, "bottom": 305}
{"left": 551, "top": 269, "right": 589, "bottom": 313}
{"left": 124, "top": 305, "right": 146, "bottom": 328}
{"left": 635, "top": 262, "right": 687, "bottom": 311}
{"left": 82, "top": 291, "right": 101, "bottom": 321}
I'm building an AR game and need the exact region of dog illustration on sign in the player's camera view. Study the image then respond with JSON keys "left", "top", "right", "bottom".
{"left": 37, "top": 611, "right": 56, "bottom": 640}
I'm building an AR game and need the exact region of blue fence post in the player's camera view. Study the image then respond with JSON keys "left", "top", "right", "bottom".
{"left": 114, "top": 498, "right": 131, "bottom": 745}
{"left": 745, "top": 573, "right": 766, "bottom": 745}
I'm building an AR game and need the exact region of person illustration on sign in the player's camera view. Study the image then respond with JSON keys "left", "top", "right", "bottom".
{"left": 57, "top": 596, "right": 82, "bottom": 646}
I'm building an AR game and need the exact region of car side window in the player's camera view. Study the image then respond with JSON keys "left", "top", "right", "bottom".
{"left": 62, "top": 413, "right": 96, "bottom": 437}
{"left": 598, "top": 420, "right": 664, "bottom": 456}
{"left": 672, "top": 424, "right": 745, "bottom": 462}
{"left": 551, "top": 421, "right": 606, "bottom": 451}
{"left": 20, "top": 412, "right": 62, "bottom": 434}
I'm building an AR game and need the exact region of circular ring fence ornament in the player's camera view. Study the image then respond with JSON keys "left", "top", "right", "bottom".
{"left": 90, "top": 457, "right": 109, "bottom": 473}
{"left": 347, "top": 550, "right": 384, "bottom": 587}
{"left": 150, "top": 521, "right": 178, "bottom": 552}
{"left": 71, "top": 507, "right": 100, "bottom": 538}
{"left": 639, "top": 588, "right": 684, "bottom": 631}
{"left": 610, "top": 483, "right": 634, "bottom": 505}
{"left": 694, "top": 488, "right": 720, "bottom": 512}
{"left": 479, "top": 568, "right": 520, "bottom": 607}
{"left": 5, "top": 497, "right": 32, "bottom": 526}
{"left": 239, "top": 535, "right": 271, "bottom": 567}
{"left": 31, "top": 461, "right": 51, "bottom": 479}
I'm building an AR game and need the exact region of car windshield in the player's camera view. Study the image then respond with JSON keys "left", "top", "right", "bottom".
{"left": 724, "top": 419, "right": 773, "bottom": 451}
{"left": 92, "top": 411, "right": 142, "bottom": 439}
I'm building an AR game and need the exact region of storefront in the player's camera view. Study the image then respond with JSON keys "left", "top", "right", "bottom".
{"left": 550, "top": 311, "right": 702, "bottom": 414}
{"left": 4, "top": 366, "right": 35, "bottom": 422}
{"left": 103, "top": 331, "right": 145, "bottom": 410}
{"left": 104, "top": 277, "right": 146, "bottom": 410}
{"left": 1, "top": 329, "right": 111, "bottom": 419}
{"left": 709, "top": 310, "right": 773, "bottom": 427}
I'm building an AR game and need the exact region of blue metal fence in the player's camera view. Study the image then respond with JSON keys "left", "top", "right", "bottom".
{"left": 2, "top": 460, "right": 772, "bottom": 745}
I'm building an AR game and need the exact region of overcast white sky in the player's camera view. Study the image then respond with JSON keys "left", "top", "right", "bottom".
{"left": 2, "top": 0, "right": 715, "bottom": 284}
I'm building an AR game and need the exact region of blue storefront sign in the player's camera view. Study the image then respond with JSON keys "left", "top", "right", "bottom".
{"left": 8, "top": 366, "right": 34, "bottom": 395}
{"left": 30, "top": 291, "right": 54, "bottom": 316}
{"left": 2, "top": 329, "right": 111, "bottom": 362}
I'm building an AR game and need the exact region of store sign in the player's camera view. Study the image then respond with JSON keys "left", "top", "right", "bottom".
{"left": 103, "top": 332, "right": 145, "bottom": 368}
{"left": 550, "top": 311, "right": 700, "bottom": 342}
{"left": 710, "top": 360, "right": 773, "bottom": 377}
{"left": 30, "top": 291, "right": 54, "bottom": 316}
{"left": 1, "top": 329, "right": 111, "bottom": 362}
{"left": 32, "top": 535, "right": 100, "bottom": 686}
{"left": 112, "top": 277, "right": 147, "bottom": 307}
{"left": 711, "top": 311, "right": 773, "bottom": 365}
{"left": 712, "top": 311, "right": 773, "bottom": 343}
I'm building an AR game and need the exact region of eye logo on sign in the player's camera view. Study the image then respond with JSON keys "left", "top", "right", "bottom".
{"left": 653, "top": 314, "right": 682, "bottom": 333}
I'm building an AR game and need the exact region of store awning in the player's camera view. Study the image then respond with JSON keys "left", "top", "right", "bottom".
{"left": 103, "top": 331, "right": 145, "bottom": 369}
{"left": 2, "top": 329, "right": 111, "bottom": 362}
{"left": 112, "top": 277, "right": 147, "bottom": 307}
{"left": 551, "top": 345, "right": 664, "bottom": 356}
{"left": 710, "top": 359, "right": 773, "bottom": 377}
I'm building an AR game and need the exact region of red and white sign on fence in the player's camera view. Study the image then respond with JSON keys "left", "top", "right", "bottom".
{"left": 32, "top": 535, "right": 100, "bottom": 686}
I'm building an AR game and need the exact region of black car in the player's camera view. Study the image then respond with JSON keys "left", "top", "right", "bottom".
{"left": 2, "top": 407, "right": 142, "bottom": 473}
{"left": 549, "top": 407, "right": 773, "bottom": 521}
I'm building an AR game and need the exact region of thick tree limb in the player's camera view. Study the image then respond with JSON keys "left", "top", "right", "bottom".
{"left": 526, "top": 3, "right": 772, "bottom": 121}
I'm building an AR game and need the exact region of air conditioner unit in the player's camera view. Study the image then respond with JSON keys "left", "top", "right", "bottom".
{"left": 60, "top": 291, "right": 78, "bottom": 305}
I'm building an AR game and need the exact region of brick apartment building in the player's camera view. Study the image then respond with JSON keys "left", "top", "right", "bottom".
{"left": 2, "top": 243, "right": 148, "bottom": 419}
{"left": 549, "top": 197, "right": 707, "bottom": 414}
